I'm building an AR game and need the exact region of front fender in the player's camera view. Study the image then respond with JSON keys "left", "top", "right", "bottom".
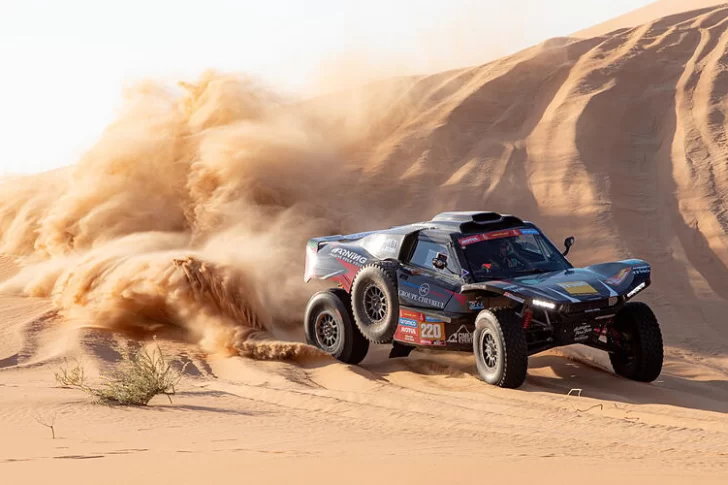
{"left": 461, "top": 282, "right": 528, "bottom": 305}
{"left": 585, "top": 259, "right": 651, "bottom": 297}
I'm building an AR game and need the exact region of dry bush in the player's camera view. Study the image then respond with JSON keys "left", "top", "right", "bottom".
{"left": 33, "top": 412, "right": 57, "bottom": 438}
{"left": 56, "top": 342, "right": 185, "bottom": 406}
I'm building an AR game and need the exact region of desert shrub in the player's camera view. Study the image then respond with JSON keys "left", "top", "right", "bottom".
{"left": 55, "top": 342, "right": 184, "bottom": 406}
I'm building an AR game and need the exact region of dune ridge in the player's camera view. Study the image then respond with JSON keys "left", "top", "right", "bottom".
{"left": 575, "top": 0, "right": 728, "bottom": 38}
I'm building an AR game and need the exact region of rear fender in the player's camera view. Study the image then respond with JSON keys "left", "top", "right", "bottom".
{"left": 304, "top": 231, "right": 406, "bottom": 285}
{"left": 304, "top": 239, "right": 373, "bottom": 291}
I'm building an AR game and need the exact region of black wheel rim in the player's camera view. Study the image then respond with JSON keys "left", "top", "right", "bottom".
{"left": 611, "top": 328, "right": 636, "bottom": 367}
{"left": 363, "top": 284, "right": 387, "bottom": 323}
{"left": 482, "top": 331, "right": 498, "bottom": 369}
{"left": 315, "top": 311, "right": 339, "bottom": 352}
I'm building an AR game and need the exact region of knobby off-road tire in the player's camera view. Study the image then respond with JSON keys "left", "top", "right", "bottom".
{"left": 609, "top": 301, "right": 663, "bottom": 382}
{"left": 473, "top": 307, "right": 528, "bottom": 388}
{"left": 304, "top": 289, "right": 369, "bottom": 365}
{"left": 351, "top": 261, "right": 400, "bottom": 344}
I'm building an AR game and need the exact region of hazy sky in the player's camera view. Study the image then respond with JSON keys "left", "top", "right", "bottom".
{"left": 1, "top": 0, "right": 655, "bottom": 174}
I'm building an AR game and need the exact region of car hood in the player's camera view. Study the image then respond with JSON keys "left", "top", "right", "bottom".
{"left": 461, "top": 259, "right": 651, "bottom": 304}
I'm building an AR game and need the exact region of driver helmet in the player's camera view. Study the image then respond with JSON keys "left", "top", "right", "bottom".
{"left": 498, "top": 239, "right": 513, "bottom": 256}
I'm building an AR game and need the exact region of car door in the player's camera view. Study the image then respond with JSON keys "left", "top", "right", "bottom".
{"left": 397, "top": 235, "right": 463, "bottom": 311}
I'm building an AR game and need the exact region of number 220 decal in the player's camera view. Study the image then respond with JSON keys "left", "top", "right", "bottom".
{"left": 420, "top": 322, "right": 443, "bottom": 339}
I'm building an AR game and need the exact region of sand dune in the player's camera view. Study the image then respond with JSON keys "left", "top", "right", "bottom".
{"left": 575, "top": 0, "right": 728, "bottom": 37}
{"left": 2, "top": 3, "right": 728, "bottom": 484}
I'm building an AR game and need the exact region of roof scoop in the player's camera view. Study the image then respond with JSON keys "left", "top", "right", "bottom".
{"left": 431, "top": 211, "right": 524, "bottom": 232}
{"left": 432, "top": 211, "right": 502, "bottom": 223}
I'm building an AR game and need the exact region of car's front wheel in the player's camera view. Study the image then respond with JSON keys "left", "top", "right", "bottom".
{"left": 608, "top": 302, "right": 663, "bottom": 382}
{"left": 473, "top": 307, "right": 528, "bottom": 388}
{"left": 304, "top": 289, "right": 369, "bottom": 365}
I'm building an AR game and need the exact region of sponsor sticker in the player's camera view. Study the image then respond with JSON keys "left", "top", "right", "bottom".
{"left": 382, "top": 238, "right": 398, "bottom": 254}
{"left": 632, "top": 266, "right": 650, "bottom": 275}
{"left": 573, "top": 323, "right": 593, "bottom": 342}
{"left": 468, "top": 300, "right": 485, "bottom": 311}
{"left": 419, "top": 322, "right": 444, "bottom": 340}
{"left": 399, "top": 318, "right": 418, "bottom": 328}
{"left": 605, "top": 268, "right": 631, "bottom": 286}
{"left": 559, "top": 281, "right": 598, "bottom": 295}
{"left": 503, "top": 292, "right": 525, "bottom": 303}
{"left": 398, "top": 326, "right": 417, "bottom": 336}
{"left": 395, "top": 318, "right": 447, "bottom": 346}
{"left": 399, "top": 290, "right": 446, "bottom": 309}
{"left": 399, "top": 309, "right": 424, "bottom": 321}
{"left": 459, "top": 229, "right": 523, "bottom": 247}
{"left": 447, "top": 325, "right": 473, "bottom": 345}
{"left": 519, "top": 228, "right": 539, "bottom": 235}
{"left": 425, "top": 315, "right": 443, "bottom": 323}
{"left": 459, "top": 234, "right": 482, "bottom": 246}
{"left": 485, "top": 230, "right": 520, "bottom": 241}
{"left": 331, "top": 247, "right": 368, "bottom": 265}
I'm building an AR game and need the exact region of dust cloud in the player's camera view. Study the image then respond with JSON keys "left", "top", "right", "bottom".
{"left": 0, "top": 71, "right": 376, "bottom": 359}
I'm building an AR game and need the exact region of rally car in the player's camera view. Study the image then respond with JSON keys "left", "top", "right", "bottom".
{"left": 303, "top": 211, "right": 663, "bottom": 388}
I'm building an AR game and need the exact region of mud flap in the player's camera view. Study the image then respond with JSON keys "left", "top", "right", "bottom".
{"left": 389, "top": 341, "right": 415, "bottom": 358}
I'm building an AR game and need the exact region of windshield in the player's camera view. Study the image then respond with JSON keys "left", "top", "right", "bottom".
{"left": 459, "top": 228, "right": 570, "bottom": 281}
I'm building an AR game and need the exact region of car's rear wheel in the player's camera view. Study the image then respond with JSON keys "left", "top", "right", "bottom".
{"left": 304, "top": 289, "right": 369, "bottom": 364}
{"left": 473, "top": 307, "right": 528, "bottom": 388}
{"left": 351, "top": 262, "right": 399, "bottom": 344}
{"left": 609, "top": 302, "right": 663, "bottom": 382}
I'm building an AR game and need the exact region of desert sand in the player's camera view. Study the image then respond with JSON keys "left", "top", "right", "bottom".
{"left": 1, "top": 1, "right": 728, "bottom": 484}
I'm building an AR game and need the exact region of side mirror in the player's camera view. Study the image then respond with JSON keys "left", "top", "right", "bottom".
{"left": 562, "top": 236, "right": 575, "bottom": 256}
{"left": 432, "top": 252, "right": 448, "bottom": 270}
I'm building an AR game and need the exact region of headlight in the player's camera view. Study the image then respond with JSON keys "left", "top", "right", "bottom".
{"left": 627, "top": 282, "right": 646, "bottom": 298}
{"left": 532, "top": 299, "right": 556, "bottom": 310}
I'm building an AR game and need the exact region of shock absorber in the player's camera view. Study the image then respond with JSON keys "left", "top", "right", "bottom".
{"left": 522, "top": 309, "right": 533, "bottom": 330}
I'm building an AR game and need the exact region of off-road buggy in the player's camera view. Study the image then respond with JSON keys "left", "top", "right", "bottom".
{"left": 303, "top": 211, "right": 663, "bottom": 388}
